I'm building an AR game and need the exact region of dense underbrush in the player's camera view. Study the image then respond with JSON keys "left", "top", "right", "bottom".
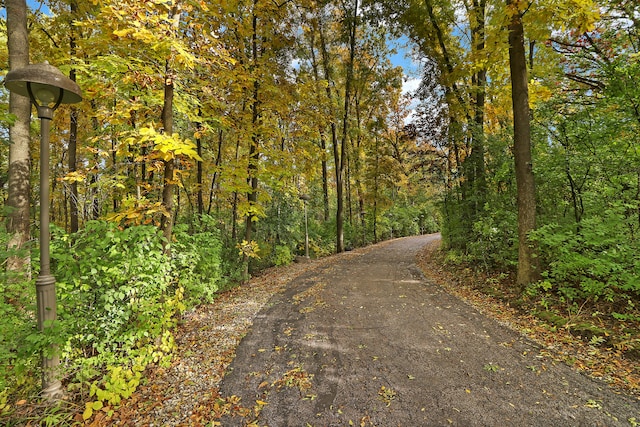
{"left": 0, "top": 220, "right": 222, "bottom": 425}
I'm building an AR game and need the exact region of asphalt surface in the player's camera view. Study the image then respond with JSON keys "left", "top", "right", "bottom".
{"left": 220, "top": 234, "right": 639, "bottom": 426}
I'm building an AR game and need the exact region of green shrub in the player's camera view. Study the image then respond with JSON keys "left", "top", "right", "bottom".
{"left": 0, "top": 218, "right": 226, "bottom": 414}
{"left": 172, "top": 216, "right": 223, "bottom": 305}
{"left": 530, "top": 202, "right": 640, "bottom": 304}
{"left": 273, "top": 244, "right": 294, "bottom": 266}
{"left": 467, "top": 209, "right": 518, "bottom": 270}
{"left": 51, "top": 221, "right": 183, "bottom": 403}
{"left": 0, "top": 228, "right": 39, "bottom": 398}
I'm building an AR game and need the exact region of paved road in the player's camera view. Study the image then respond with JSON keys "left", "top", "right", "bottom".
{"left": 220, "top": 235, "right": 639, "bottom": 426}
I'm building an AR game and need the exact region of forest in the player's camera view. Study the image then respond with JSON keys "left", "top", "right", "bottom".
{"left": 1, "top": 0, "right": 639, "bottom": 423}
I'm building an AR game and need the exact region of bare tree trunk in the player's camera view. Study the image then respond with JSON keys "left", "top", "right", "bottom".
{"left": 507, "top": 0, "right": 539, "bottom": 289}
{"left": 316, "top": 11, "right": 342, "bottom": 252}
{"left": 111, "top": 135, "right": 118, "bottom": 212}
{"left": 196, "top": 137, "right": 204, "bottom": 215}
{"left": 68, "top": 107, "right": 79, "bottom": 232}
{"left": 231, "top": 135, "right": 241, "bottom": 240}
{"left": 320, "top": 133, "right": 330, "bottom": 221}
{"left": 6, "top": 0, "right": 32, "bottom": 281}
{"left": 89, "top": 105, "right": 101, "bottom": 220}
{"left": 354, "top": 97, "right": 365, "bottom": 246}
{"left": 425, "top": 0, "right": 477, "bottom": 247}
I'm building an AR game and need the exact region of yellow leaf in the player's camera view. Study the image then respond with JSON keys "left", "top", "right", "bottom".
{"left": 63, "top": 171, "right": 87, "bottom": 183}
{"left": 139, "top": 126, "right": 157, "bottom": 136}
{"left": 82, "top": 403, "right": 93, "bottom": 420}
{"left": 113, "top": 29, "right": 132, "bottom": 38}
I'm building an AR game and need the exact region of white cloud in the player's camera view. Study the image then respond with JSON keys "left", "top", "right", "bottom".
{"left": 404, "top": 109, "right": 417, "bottom": 125}
{"left": 401, "top": 76, "right": 421, "bottom": 125}
{"left": 402, "top": 77, "right": 421, "bottom": 95}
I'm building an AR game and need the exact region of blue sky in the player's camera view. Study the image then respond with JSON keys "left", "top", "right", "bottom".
{"left": 389, "top": 36, "right": 420, "bottom": 76}
{"left": 1, "top": 0, "right": 50, "bottom": 18}
{"left": 388, "top": 36, "right": 422, "bottom": 97}
{"left": 388, "top": 36, "right": 422, "bottom": 123}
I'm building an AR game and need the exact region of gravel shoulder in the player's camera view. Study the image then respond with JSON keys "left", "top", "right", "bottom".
{"left": 112, "top": 234, "right": 639, "bottom": 426}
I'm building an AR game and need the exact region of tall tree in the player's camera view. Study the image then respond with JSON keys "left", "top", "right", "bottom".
{"left": 5, "top": 0, "right": 31, "bottom": 280}
{"left": 68, "top": 0, "right": 80, "bottom": 233}
{"left": 304, "top": 14, "right": 331, "bottom": 222}
{"left": 244, "top": 0, "right": 262, "bottom": 271}
{"left": 316, "top": 6, "right": 343, "bottom": 250}
{"left": 463, "top": 0, "right": 488, "bottom": 222}
{"left": 507, "top": 0, "right": 538, "bottom": 288}
{"left": 160, "top": 53, "right": 176, "bottom": 250}
{"left": 335, "top": 0, "right": 359, "bottom": 252}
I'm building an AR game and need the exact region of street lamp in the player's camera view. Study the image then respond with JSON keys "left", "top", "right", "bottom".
{"left": 299, "top": 194, "right": 311, "bottom": 259}
{"left": 360, "top": 210, "right": 366, "bottom": 247}
{"left": 5, "top": 62, "right": 82, "bottom": 399}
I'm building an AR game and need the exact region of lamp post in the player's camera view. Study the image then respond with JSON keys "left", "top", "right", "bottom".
{"left": 360, "top": 210, "right": 366, "bottom": 247}
{"left": 299, "top": 194, "right": 310, "bottom": 259}
{"left": 5, "top": 62, "right": 82, "bottom": 399}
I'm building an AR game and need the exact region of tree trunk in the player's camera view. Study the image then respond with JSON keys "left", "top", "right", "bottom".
{"left": 111, "top": 136, "right": 118, "bottom": 212}
{"left": 425, "top": 0, "right": 476, "bottom": 246}
{"left": 68, "top": 106, "right": 79, "bottom": 233}
{"left": 467, "top": 0, "right": 487, "bottom": 217}
{"left": 231, "top": 135, "right": 241, "bottom": 240}
{"left": 317, "top": 15, "right": 343, "bottom": 251}
{"left": 307, "top": 26, "right": 330, "bottom": 222}
{"left": 68, "top": 0, "right": 79, "bottom": 233}
{"left": 196, "top": 120, "right": 204, "bottom": 216}
{"left": 196, "top": 136, "right": 204, "bottom": 216}
{"left": 373, "top": 135, "right": 380, "bottom": 243}
{"left": 354, "top": 97, "right": 366, "bottom": 246}
{"left": 160, "top": 6, "right": 181, "bottom": 252}
{"left": 507, "top": 0, "right": 538, "bottom": 289}
{"left": 320, "top": 133, "right": 330, "bottom": 222}
{"left": 243, "top": 4, "right": 261, "bottom": 280}
{"left": 207, "top": 129, "right": 224, "bottom": 215}
{"left": 336, "top": 0, "right": 358, "bottom": 252}
{"left": 89, "top": 106, "right": 101, "bottom": 220}
{"left": 6, "top": 0, "right": 32, "bottom": 281}
{"left": 160, "top": 59, "right": 176, "bottom": 252}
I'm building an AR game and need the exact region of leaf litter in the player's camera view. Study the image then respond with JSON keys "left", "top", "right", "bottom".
{"left": 415, "top": 237, "right": 640, "bottom": 397}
